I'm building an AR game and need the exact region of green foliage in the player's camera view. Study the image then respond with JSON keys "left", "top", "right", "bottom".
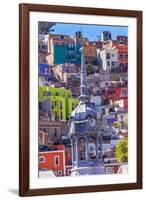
{"left": 110, "top": 74, "right": 120, "bottom": 81}
{"left": 86, "top": 64, "right": 93, "bottom": 75}
{"left": 116, "top": 138, "right": 128, "bottom": 163}
{"left": 38, "top": 22, "right": 55, "bottom": 34}
{"left": 86, "top": 64, "right": 99, "bottom": 75}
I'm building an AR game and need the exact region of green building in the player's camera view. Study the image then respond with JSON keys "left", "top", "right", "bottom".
{"left": 54, "top": 45, "right": 67, "bottom": 64}
{"left": 53, "top": 43, "right": 80, "bottom": 65}
{"left": 39, "top": 86, "right": 79, "bottom": 121}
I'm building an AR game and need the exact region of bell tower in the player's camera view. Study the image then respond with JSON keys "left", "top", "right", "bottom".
{"left": 68, "top": 47, "right": 105, "bottom": 176}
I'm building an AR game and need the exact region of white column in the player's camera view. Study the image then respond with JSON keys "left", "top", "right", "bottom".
{"left": 96, "top": 134, "right": 99, "bottom": 163}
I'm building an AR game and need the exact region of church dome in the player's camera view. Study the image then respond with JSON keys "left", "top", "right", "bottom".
{"left": 70, "top": 101, "right": 97, "bottom": 121}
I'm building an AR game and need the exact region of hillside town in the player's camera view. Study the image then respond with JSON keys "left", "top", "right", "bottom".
{"left": 38, "top": 23, "right": 128, "bottom": 178}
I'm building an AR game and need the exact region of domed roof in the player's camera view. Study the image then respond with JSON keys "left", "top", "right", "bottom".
{"left": 70, "top": 101, "right": 97, "bottom": 121}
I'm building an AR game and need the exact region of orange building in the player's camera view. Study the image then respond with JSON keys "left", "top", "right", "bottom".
{"left": 83, "top": 42, "right": 97, "bottom": 63}
{"left": 51, "top": 144, "right": 65, "bottom": 151}
{"left": 117, "top": 44, "right": 128, "bottom": 73}
{"left": 39, "top": 150, "right": 66, "bottom": 177}
{"left": 39, "top": 144, "right": 72, "bottom": 177}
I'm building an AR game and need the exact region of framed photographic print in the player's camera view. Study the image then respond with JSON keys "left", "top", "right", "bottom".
{"left": 19, "top": 3, "right": 143, "bottom": 196}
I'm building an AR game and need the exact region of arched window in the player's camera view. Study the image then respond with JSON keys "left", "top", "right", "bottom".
{"left": 78, "top": 137, "right": 86, "bottom": 160}
{"left": 39, "top": 156, "right": 45, "bottom": 163}
{"left": 88, "top": 136, "right": 96, "bottom": 160}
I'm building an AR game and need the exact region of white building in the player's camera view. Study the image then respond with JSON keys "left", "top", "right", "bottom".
{"left": 97, "top": 47, "right": 118, "bottom": 71}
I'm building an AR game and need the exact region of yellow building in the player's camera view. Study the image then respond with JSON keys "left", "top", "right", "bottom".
{"left": 39, "top": 86, "right": 79, "bottom": 121}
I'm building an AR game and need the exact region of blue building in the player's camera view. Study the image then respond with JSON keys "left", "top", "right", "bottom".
{"left": 39, "top": 63, "right": 53, "bottom": 81}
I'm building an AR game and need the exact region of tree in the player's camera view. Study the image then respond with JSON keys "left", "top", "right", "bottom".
{"left": 38, "top": 22, "right": 55, "bottom": 34}
{"left": 116, "top": 138, "right": 128, "bottom": 163}
{"left": 86, "top": 63, "right": 93, "bottom": 75}
{"left": 110, "top": 73, "right": 120, "bottom": 81}
{"left": 86, "top": 64, "right": 99, "bottom": 75}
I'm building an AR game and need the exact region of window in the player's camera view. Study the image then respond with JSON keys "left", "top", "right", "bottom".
{"left": 72, "top": 103, "right": 74, "bottom": 110}
{"left": 39, "top": 156, "right": 45, "bottom": 163}
{"left": 107, "top": 61, "right": 110, "bottom": 66}
{"left": 88, "top": 136, "right": 96, "bottom": 160}
{"left": 119, "top": 54, "right": 123, "bottom": 59}
{"left": 111, "top": 61, "right": 115, "bottom": 67}
{"left": 67, "top": 169, "right": 71, "bottom": 175}
{"left": 106, "top": 53, "right": 110, "bottom": 59}
{"left": 54, "top": 156, "right": 60, "bottom": 166}
{"left": 60, "top": 101, "right": 63, "bottom": 110}
{"left": 121, "top": 89, "right": 128, "bottom": 96}
{"left": 94, "top": 80, "right": 98, "bottom": 86}
{"left": 125, "top": 54, "right": 128, "bottom": 59}
{"left": 41, "top": 168, "right": 47, "bottom": 171}
{"left": 58, "top": 170, "right": 62, "bottom": 176}
{"left": 105, "top": 82, "right": 109, "bottom": 87}
{"left": 106, "top": 167, "right": 114, "bottom": 174}
{"left": 54, "top": 111, "right": 57, "bottom": 120}
{"left": 39, "top": 102, "right": 42, "bottom": 110}
{"left": 60, "top": 111, "right": 63, "bottom": 120}
{"left": 54, "top": 128, "right": 57, "bottom": 136}
{"left": 68, "top": 43, "right": 73, "bottom": 48}
{"left": 120, "top": 115, "right": 124, "bottom": 121}
{"left": 44, "top": 91, "right": 51, "bottom": 96}
{"left": 101, "top": 108, "right": 105, "bottom": 114}
{"left": 44, "top": 68, "right": 48, "bottom": 75}
{"left": 78, "top": 137, "right": 86, "bottom": 160}
{"left": 119, "top": 63, "right": 124, "bottom": 67}
{"left": 43, "top": 128, "right": 47, "bottom": 132}
{"left": 51, "top": 101, "right": 54, "bottom": 109}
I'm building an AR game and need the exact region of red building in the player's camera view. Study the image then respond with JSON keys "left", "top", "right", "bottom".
{"left": 51, "top": 144, "right": 65, "bottom": 151}
{"left": 66, "top": 165, "right": 72, "bottom": 176}
{"left": 117, "top": 35, "right": 128, "bottom": 45}
{"left": 104, "top": 87, "right": 128, "bottom": 108}
{"left": 39, "top": 145, "right": 72, "bottom": 177}
{"left": 117, "top": 44, "right": 128, "bottom": 73}
{"left": 39, "top": 150, "right": 66, "bottom": 176}
{"left": 104, "top": 163, "right": 121, "bottom": 174}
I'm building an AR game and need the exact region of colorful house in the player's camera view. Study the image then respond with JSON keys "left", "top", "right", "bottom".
{"left": 39, "top": 86, "right": 79, "bottom": 121}
{"left": 104, "top": 88, "right": 127, "bottom": 100}
{"left": 39, "top": 63, "right": 53, "bottom": 81}
{"left": 117, "top": 44, "right": 128, "bottom": 73}
{"left": 39, "top": 150, "right": 66, "bottom": 176}
{"left": 46, "top": 33, "right": 83, "bottom": 65}
{"left": 39, "top": 145, "right": 72, "bottom": 177}
{"left": 104, "top": 87, "right": 128, "bottom": 108}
